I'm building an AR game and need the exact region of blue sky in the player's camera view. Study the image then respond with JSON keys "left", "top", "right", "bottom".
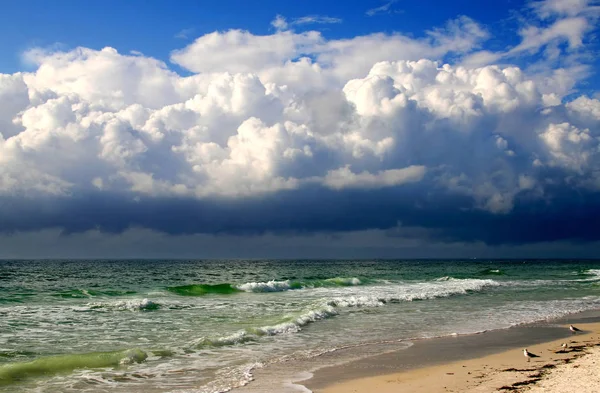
{"left": 3, "top": 0, "right": 597, "bottom": 94}
{"left": 1, "top": 0, "right": 600, "bottom": 258}
{"left": 2, "top": 0, "right": 526, "bottom": 72}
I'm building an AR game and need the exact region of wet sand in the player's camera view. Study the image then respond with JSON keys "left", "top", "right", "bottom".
{"left": 306, "top": 317, "right": 600, "bottom": 393}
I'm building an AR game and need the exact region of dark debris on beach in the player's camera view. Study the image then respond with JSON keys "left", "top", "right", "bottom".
{"left": 497, "top": 342, "right": 600, "bottom": 392}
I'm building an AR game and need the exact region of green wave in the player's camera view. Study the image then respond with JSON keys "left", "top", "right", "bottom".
{"left": 166, "top": 284, "right": 242, "bottom": 296}
{"left": 193, "top": 333, "right": 256, "bottom": 348}
{"left": 0, "top": 349, "right": 147, "bottom": 385}
{"left": 167, "top": 277, "right": 365, "bottom": 296}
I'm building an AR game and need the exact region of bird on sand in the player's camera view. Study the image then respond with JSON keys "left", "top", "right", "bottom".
{"left": 523, "top": 348, "right": 540, "bottom": 362}
{"left": 570, "top": 324, "right": 581, "bottom": 334}
{"left": 549, "top": 342, "right": 569, "bottom": 353}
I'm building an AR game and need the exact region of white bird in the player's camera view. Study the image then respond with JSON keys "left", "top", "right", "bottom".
{"left": 561, "top": 342, "right": 568, "bottom": 350}
{"left": 570, "top": 324, "right": 581, "bottom": 334}
{"left": 523, "top": 348, "right": 539, "bottom": 362}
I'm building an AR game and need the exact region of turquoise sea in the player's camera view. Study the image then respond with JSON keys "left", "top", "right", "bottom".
{"left": 1, "top": 259, "right": 599, "bottom": 392}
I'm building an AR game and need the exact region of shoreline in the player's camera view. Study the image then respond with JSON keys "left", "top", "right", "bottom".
{"left": 301, "top": 314, "right": 600, "bottom": 393}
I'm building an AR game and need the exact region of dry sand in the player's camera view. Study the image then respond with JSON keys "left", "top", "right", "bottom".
{"left": 316, "top": 322, "right": 600, "bottom": 393}
{"left": 527, "top": 346, "right": 600, "bottom": 393}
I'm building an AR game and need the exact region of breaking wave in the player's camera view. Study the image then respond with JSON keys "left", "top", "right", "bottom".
{"left": 191, "top": 278, "right": 498, "bottom": 348}
{"left": 85, "top": 298, "right": 160, "bottom": 311}
{"left": 167, "top": 277, "right": 363, "bottom": 296}
{"left": 0, "top": 349, "right": 147, "bottom": 386}
{"left": 327, "top": 278, "right": 499, "bottom": 307}
{"left": 583, "top": 269, "right": 600, "bottom": 281}
{"left": 192, "top": 305, "right": 339, "bottom": 349}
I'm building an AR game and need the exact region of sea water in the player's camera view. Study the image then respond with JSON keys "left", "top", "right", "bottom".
{"left": 1, "top": 259, "right": 599, "bottom": 392}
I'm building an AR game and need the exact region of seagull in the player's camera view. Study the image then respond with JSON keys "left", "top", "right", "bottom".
{"left": 570, "top": 324, "right": 581, "bottom": 334}
{"left": 523, "top": 348, "right": 539, "bottom": 362}
{"left": 561, "top": 342, "right": 569, "bottom": 350}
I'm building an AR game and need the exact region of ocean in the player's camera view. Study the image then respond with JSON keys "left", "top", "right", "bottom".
{"left": 1, "top": 259, "right": 599, "bottom": 392}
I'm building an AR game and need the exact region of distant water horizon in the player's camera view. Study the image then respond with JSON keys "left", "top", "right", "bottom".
{"left": 5, "top": 257, "right": 600, "bottom": 260}
{"left": 1, "top": 259, "right": 599, "bottom": 392}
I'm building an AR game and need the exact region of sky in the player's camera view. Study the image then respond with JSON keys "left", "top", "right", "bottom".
{"left": 1, "top": 0, "right": 600, "bottom": 258}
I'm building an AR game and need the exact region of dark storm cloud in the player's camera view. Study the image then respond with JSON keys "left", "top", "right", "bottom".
{"left": 2, "top": 183, "right": 599, "bottom": 246}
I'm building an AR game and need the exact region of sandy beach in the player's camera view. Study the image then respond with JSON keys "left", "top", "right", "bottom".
{"left": 310, "top": 322, "right": 600, "bottom": 393}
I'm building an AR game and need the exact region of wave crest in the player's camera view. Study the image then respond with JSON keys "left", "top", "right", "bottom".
{"left": 237, "top": 277, "right": 362, "bottom": 293}
{"left": 86, "top": 298, "right": 160, "bottom": 312}
{"left": 0, "top": 349, "right": 147, "bottom": 385}
{"left": 166, "top": 284, "right": 241, "bottom": 296}
{"left": 168, "top": 277, "right": 363, "bottom": 296}
{"left": 190, "top": 278, "right": 496, "bottom": 348}
{"left": 328, "top": 278, "right": 499, "bottom": 308}
{"left": 585, "top": 269, "right": 600, "bottom": 280}
{"left": 193, "top": 305, "right": 339, "bottom": 348}
{"left": 236, "top": 280, "right": 297, "bottom": 293}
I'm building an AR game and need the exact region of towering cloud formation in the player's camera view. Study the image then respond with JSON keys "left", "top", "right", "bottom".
{"left": 1, "top": 0, "right": 599, "bottom": 251}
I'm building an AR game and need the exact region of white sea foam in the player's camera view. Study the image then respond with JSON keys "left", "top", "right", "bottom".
{"left": 193, "top": 305, "right": 340, "bottom": 349}
{"left": 559, "top": 269, "right": 600, "bottom": 283}
{"left": 193, "top": 331, "right": 254, "bottom": 348}
{"left": 235, "top": 277, "right": 362, "bottom": 293}
{"left": 324, "top": 277, "right": 361, "bottom": 286}
{"left": 327, "top": 296, "right": 385, "bottom": 308}
{"left": 86, "top": 298, "right": 160, "bottom": 311}
{"left": 194, "top": 278, "right": 498, "bottom": 348}
{"left": 327, "top": 278, "right": 499, "bottom": 307}
{"left": 80, "top": 289, "right": 93, "bottom": 298}
{"left": 118, "top": 348, "right": 149, "bottom": 365}
{"left": 236, "top": 280, "right": 293, "bottom": 292}
{"left": 253, "top": 306, "right": 338, "bottom": 337}
{"left": 288, "top": 306, "right": 338, "bottom": 329}
{"left": 172, "top": 362, "right": 263, "bottom": 393}
{"left": 257, "top": 306, "right": 338, "bottom": 336}
{"left": 583, "top": 269, "right": 600, "bottom": 280}
{"left": 514, "top": 270, "right": 600, "bottom": 285}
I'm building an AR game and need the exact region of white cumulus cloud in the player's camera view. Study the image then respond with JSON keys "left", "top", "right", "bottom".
{"left": 0, "top": 2, "right": 599, "bottom": 226}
